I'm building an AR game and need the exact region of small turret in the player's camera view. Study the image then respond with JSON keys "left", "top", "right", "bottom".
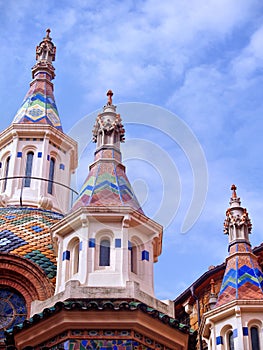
{"left": 72, "top": 91, "right": 140, "bottom": 211}
{"left": 13, "top": 29, "right": 61, "bottom": 130}
{"left": 201, "top": 186, "right": 263, "bottom": 350}
{"left": 217, "top": 185, "right": 263, "bottom": 306}
{"left": 223, "top": 184, "right": 252, "bottom": 246}
{"left": 0, "top": 30, "right": 77, "bottom": 213}
{"left": 51, "top": 92, "right": 163, "bottom": 300}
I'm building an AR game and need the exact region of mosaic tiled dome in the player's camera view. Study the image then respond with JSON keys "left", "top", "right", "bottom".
{"left": 0, "top": 207, "right": 63, "bottom": 284}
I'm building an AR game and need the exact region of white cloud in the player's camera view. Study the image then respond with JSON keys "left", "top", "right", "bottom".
{"left": 232, "top": 25, "right": 263, "bottom": 79}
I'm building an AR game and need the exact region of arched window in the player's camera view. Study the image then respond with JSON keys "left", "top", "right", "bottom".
{"left": 131, "top": 244, "right": 137, "bottom": 274}
{"left": 251, "top": 327, "right": 260, "bottom": 350}
{"left": 3, "top": 156, "right": 10, "bottom": 191}
{"left": 48, "top": 157, "right": 55, "bottom": 194}
{"left": 72, "top": 240, "right": 80, "bottom": 275}
{"left": 0, "top": 287, "right": 27, "bottom": 340}
{"left": 24, "top": 152, "right": 34, "bottom": 187}
{"left": 228, "top": 331, "right": 235, "bottom": 350}
{"left": 99, "top": 239, "right": 110, "bottom": 266}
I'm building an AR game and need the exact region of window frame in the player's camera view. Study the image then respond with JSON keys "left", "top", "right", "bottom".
{"left": 47, "top": 157, "right": 55, "bottom": 195}
{"left": 3, "top": 155, "right": 10, "bottom": 192}
{"left": 24, "top": 151, "right": 34, "bottom": 187}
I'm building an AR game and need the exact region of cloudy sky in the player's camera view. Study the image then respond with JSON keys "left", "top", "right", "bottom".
{"left": 1, "top": 0, "right": 263, "bottom": 299}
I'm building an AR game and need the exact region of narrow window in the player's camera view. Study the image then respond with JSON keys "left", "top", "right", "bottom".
{"left": 48, "top": 158, "right": 55, "bottom": 194}
{"left": 99, "top": 239, "right": 110, "bottom": 266}
{"left": 72, "top": 240, "right": 80, "bottom": 275}
{"left": 131, "top": 244, "right": 137, "bottom": 274}
{"left": 228, "top": 331, "right": 235, "bottom": 350}
{"left": 251, "top": 327, "right": 260, "bottom": 350}
{"left": 24, "top": 152, "right": 34, "bottom": 187}
{"left": 3, "top": 156, "right": 10, "bottom": 191}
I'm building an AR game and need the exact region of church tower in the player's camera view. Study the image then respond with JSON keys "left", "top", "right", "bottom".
{"left": 50, "top": 91, "right": 163, "bottom": 299}
{"left": 0, "top": 29, "right": 77, "bottom": 214}
{"left": 201, "top": 185, "right": 263, "bottom": 350}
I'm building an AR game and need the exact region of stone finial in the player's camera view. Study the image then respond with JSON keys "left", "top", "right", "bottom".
{"left": 231, "top": 184, "right": 237, "bottom": 199}
{"left": 210, "top": 279, "right": 215, "bottom": 295}
{"left": 46, "top": 28, "right": 51, "bottom": 39}
{"left": 107, "top": 90, "right": 113, "bottom": 105}
{"left": 224, "top": 185, "right": 252, "bottom": 240}
{"left": 208, "top": 279, "right": 217, "bottom": 309}
{"left": 35, "top": 29, "right": 56, "bottom": 62}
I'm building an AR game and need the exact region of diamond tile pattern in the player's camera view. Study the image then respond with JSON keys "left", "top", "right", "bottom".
{"left": 216, "top": 242, "right": 263, "bottom": 306}
{"left": 72, "top": 149, "right": 143, "bottom": 213}
{"left": 0, "top": 207, "right": 63, "bottom": 283}
{"left": 13, "top": 72, "right": 62, "bottom": 131}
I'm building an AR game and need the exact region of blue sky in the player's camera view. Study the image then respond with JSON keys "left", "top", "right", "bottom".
{"left": 1, "top": 0, "right": 263, "bottom": 299}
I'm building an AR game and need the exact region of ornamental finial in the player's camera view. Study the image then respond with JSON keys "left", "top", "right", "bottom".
{"left": 210, "top": 279, "right": 215, "bottom": 295}
{"left": 46, "top": 28, "right": 51, "bottom": 39}
{"left": 231, "top": 184, "right": 237, "bottom": 199}
{"left": 107, "top": 90, "right": 113, "bottom": 106}
{"left": 35, "top": 29, "right": 56, "bottom": 63}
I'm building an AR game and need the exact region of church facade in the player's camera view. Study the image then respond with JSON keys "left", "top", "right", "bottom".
{"left": 0, "top": 31, "right": 262, "bottom": 350}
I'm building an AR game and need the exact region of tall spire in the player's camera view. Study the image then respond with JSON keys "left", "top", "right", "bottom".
{"left": 72, "top": 91, "right": 142, "bottom": 212}
{"left": 12, "top": 29, "right": 62, "bottom": 131}
{"left": 216, "top": 185, "right": 263, "bottom": 306}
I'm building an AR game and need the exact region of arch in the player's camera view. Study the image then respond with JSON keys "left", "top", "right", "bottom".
{"left": 247, "top": 320, "right": 262, "bottom": 350}
{"left": 66, "top": 237, "right": 80, "bottom": 280}
{"left": 251, "top": 326, "right": 260, "bottom": 350}
{"left": 24, "top": 151, "right": 34, "bottom": 187}
{"left": 220, "top": 324, "right": 234, "bottom": 350}
{"left": 0, "top": 253, "right": 54, "bottom": 314}
{"left": 95, "top": 230, "right": 113, "bottom": 269}
{"left": 129, "top": 236, "right": 144, "bottom": 275}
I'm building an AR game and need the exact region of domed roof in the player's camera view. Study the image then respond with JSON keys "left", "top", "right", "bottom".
{"left": 0, "top": 207, "right": 63, "bottom": 284}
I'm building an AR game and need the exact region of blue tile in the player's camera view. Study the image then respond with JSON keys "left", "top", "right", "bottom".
{"left": 17, "top": 152, "right": 22, "bottom": 158}
{"left": 128, "top": 241, "right": 132, "bottom": 251}
{"left": 0, "top": 162, "right": 2, "bottom": 168}
{"left": 38, "top": 152, "right": 42, "bottom": 158}
{"left": 216, "top": 336, "right": 223, "bottom": 345}
{"left": 243, "top": 327, "right": 248, "bottom": 336}
{"left": 47, "top": 155, "right": 50, "bottom": 161}
{"left": 89, "top": 238, "right": 95, "bottom": 248}
{"left": 233, "top": 328, "right": 238, "bottom": 338}
{"left": 60, "top": 163, "right": 65, "bottom": 170}
{"left": 0, "top": 230, "right": 27, "bottom": 253}
{"left": 115, "top": 239, "right": 121, "bottom": 248}
{"left": 142, "top": 250, "right": 149, "bottom": 261}
{"left": 62, "top": 250, "right": 70, "bottom": 261}
{"left": 79, "top": 241, "right": 83, "bottom": 251}
{"left": 31, "top": 225, "right": 43, "bottom": 233}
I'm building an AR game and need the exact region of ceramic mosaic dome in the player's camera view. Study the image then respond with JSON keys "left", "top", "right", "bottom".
{"left": 0, "top": 207, "right": 63, "bottom": 283}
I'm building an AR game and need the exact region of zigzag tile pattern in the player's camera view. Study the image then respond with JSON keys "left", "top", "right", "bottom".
{"left": 216, "top": 242, "right": 263, "bottom": 306}
{"left": 13, "top": 72, "right": 62, "bottom": 131}
{"left": 0, "top": 207, "right": 63, "bottom": 283}
{"left": 72, "top": 149, "right": 143, "bottom": 213}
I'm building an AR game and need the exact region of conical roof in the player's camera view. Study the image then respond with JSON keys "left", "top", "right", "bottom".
{"left": 72, "top": 91, "right": 143, "bottom": 213}
{"left": 216, "top": 185, "right": 263, "bottom": 307}
{"left": 12, "top": 29, "right": 62, "bottom": 131}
